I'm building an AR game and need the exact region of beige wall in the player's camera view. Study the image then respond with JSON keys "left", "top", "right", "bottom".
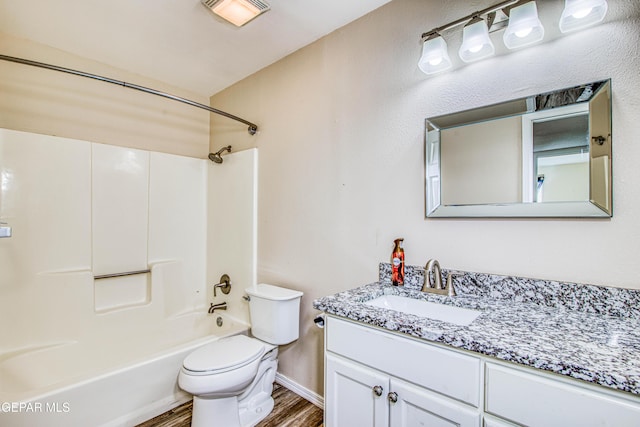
{"left": 0, "top": 32, "right": 209, "bottom": 157}
{"left": 210, "top": 0, "right": 640, "bottom": 396}
{"left": 538, "top": 161, "right": 589, "bottom": 202}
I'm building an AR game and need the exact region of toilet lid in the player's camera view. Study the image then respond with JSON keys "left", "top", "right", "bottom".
{"left": 183, "top": 335, "right": 266, "bottom": 373}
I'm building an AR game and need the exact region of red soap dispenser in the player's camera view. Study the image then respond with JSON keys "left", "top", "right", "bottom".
{"left": 391, "top": 238, "right": 405, "bottom": 286}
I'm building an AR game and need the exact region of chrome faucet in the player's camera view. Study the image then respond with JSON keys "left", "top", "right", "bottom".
{"left": 424, "top": 259, "right": 443, "bottom": 290}
{"left": 421, "top": 259, "right": 456, "bottom": 296}
{"left": 209, "top": 302, "right": 227, "bottom": 314}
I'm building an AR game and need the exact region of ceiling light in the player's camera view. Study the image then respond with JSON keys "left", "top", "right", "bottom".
{"left": 459, "top": 17, "right": 495, "bottom": 63}
{"left": 559, "top": 0, "right": 608, "bottom": 33}
{"left": 504, "top": 1, "right": 545, "bottom": 49}
{"left": 201, "top": 0, "right": 270, "bottom": 27}
{"left": 418, "top": 34, "right": 452, "bottom": 75}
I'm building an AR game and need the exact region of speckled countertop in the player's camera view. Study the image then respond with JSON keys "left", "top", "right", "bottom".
{"left": 313, "top": 264, "right": 640, "bottom": 396}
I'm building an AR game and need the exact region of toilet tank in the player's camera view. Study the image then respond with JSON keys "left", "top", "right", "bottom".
{"left": 245, "top": 284, "right": 303, "bottom": 345}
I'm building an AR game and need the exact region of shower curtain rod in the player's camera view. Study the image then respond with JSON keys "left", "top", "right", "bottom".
{"left": 0, "top": 54, "right": 258, "bottom": 135}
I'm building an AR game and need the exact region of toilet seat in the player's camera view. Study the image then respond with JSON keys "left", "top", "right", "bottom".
{"left": 183, "top": 335, "right": 266, "bottom": 376}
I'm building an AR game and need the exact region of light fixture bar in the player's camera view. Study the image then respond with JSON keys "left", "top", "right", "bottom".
{"left": 417, "top": 0, "right": 609, "bottom": 76}
{"left": 420, "top": 0, "right": 522, "bottom": 40}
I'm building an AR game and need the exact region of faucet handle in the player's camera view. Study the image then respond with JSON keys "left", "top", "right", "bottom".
{"left": 213, "top": 274, "right": 232, "bottom": 297}
{"left": 445, "top": 273, "right": 457, "bottom": 297}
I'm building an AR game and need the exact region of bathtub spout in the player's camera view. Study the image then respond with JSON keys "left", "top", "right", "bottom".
{"left": 209, "top": 302, "right": 227, "bottom": 314}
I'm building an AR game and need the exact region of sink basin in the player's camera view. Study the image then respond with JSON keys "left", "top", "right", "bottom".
{"left": 365, "top": 295, "right": 481, "bottom": 326}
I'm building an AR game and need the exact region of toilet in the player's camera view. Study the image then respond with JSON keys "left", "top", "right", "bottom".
{"left": 178, "top": 284, "right": 303, "bottom": 427}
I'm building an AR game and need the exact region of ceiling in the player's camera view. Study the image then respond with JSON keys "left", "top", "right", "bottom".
{"left": 0, "top": 0, "right": 391, "bottom": 97}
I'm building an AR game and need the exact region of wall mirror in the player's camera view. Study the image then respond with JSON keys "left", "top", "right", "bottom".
{"left": 425, "top": 79, "right": 611, "bottom": 218}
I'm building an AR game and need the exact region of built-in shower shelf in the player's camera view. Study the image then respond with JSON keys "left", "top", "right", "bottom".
{"left": 94, "top": 273, "right": 151, "bottom": 313}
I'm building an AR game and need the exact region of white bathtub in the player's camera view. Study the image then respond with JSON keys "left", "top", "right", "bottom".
{"left": 0, "top": 312, "right": 249, "bottom": 427}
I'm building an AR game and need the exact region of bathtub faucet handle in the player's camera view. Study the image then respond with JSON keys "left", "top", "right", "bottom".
{"left": 213, "top": 274, "right": 232, "bottom": 297}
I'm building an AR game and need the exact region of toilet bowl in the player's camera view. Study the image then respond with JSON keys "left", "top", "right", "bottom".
{"left": 178, "top": 335, "right": 278, "bottom": 427}
{"left": 178, "top": 284, "right": 303, "bottom": 427}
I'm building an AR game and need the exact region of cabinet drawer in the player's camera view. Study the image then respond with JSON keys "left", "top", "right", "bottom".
{"left": 483, "top": 414, "right": 518, "bottom": 427}
{"left": 327, "top": 316, "right": 480, "bottom": 406}
{"left": 485, "top": 363, "right": 640, "bottom": 427}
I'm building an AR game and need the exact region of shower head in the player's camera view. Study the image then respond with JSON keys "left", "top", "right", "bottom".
{"left": 208, "top": 145, "right": 232, "bottom": 163}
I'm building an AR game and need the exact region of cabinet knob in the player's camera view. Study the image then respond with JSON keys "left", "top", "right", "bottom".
{"left": 372, "top": 385, "right": 383, "bottom": 397}
{"left": 387, "top": 392, "right": 398, "bottom": 403}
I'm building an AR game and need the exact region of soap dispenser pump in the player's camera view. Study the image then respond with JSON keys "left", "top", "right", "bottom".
{"left": 391, "top": 238, "right": 405, "bottom": 286}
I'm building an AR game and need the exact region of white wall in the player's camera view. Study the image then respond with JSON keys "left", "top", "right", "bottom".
{"left": 209, "top": 0, "right": 640, "bottom": 396}
{"left": 0, "top": 129, "right": 208, "bottom": 354}
{"left": 207, "top": 149, "right": 258, "bottom": 323}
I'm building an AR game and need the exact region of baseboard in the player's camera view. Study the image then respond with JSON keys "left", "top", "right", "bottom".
{"left": 275, "top": 372, "right": 324, "bottom": 409}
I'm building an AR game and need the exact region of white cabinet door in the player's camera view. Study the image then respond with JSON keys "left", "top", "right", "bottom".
{"left": 326, "top": 354, "right": 390, "bottom": 427}
{"left": 390, "top": 378, "right": 480, "bottom": 427}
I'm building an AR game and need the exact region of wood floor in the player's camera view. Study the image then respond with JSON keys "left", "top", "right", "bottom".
{"left": 136, "top": 383, "right": 323, "bottom": 427}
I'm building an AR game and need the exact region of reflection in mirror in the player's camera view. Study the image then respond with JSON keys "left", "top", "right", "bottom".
{"left": 533, "top": 113, "right": 589, "bottom": 203}
{"left": 524, "top": 102, "right": 590, "bottom": 204}
{"left": 425, "top": 80, "right": 612, "bottom": 218}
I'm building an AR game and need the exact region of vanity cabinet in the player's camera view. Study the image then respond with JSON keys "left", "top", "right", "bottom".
{"left": 326, "top": 354, "right": 479, "bottom": 427}
{"left": 485, "top": 363, "right": 640, "bottom": 426}
{"left": 325, "top": 316, "right": 481, "bottom": 427}
{"left": 324, "top": 315, "right": 640, "bottom": 427}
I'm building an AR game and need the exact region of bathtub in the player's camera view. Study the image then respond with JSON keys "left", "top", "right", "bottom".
{"left": 0, "top": 312, "right": 249, "bottom": 427}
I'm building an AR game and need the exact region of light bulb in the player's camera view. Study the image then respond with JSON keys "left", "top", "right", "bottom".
{"left": 418, "top": 35, "right": 452, "bottom": 75}
{"left": 515, "top": 27, "right": 533, "bottom": 38}
{"left": 572, "top": 7, "right": 593, "bottom": 19}
{"left": 559, "top": 0, "right": 608, "bottom": 33}
{"left": 503, "top": 1, "right": 544, "bottom": 49}
{"left": 459, "top": 17, "right": 495, "bottom": 62}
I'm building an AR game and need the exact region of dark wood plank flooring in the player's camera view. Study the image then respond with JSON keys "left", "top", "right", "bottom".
{"left": 136, "top": 383, "right": 323, "bottom": 427}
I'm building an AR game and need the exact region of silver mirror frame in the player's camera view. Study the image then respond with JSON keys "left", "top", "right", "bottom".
{"left": 425, "top": 80, "right": 612, "bottom": 218}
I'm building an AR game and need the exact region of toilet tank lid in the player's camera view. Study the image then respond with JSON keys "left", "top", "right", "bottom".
{"left": 245, "top": 284, "right": 303, "bottom": 301}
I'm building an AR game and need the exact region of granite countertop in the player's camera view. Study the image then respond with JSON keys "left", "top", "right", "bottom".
{"left": 313, "top": 274, "right": 640, "bottom": 396}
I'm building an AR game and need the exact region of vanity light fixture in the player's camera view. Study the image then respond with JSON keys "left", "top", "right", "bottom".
{"left": 417, "top": 0, "right": 608, "bottom": 75}
{"left": 559, "top": 0, "right": 608, "bottom": 33}
{"left": 418, "top": 33, "right": 452, "bottom": 74}
{"left": 503, "top": 1, "right": 545, "bottom": 49}
{"left": 459, "top": 16, "right": 495, "bottom": 63}
{"left": 201, "top": 0, "right": 270, "bottom": 27}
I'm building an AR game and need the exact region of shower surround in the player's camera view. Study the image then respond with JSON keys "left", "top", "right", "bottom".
{"left": 0, "top": 128, "right": 258, "bottom": 426}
